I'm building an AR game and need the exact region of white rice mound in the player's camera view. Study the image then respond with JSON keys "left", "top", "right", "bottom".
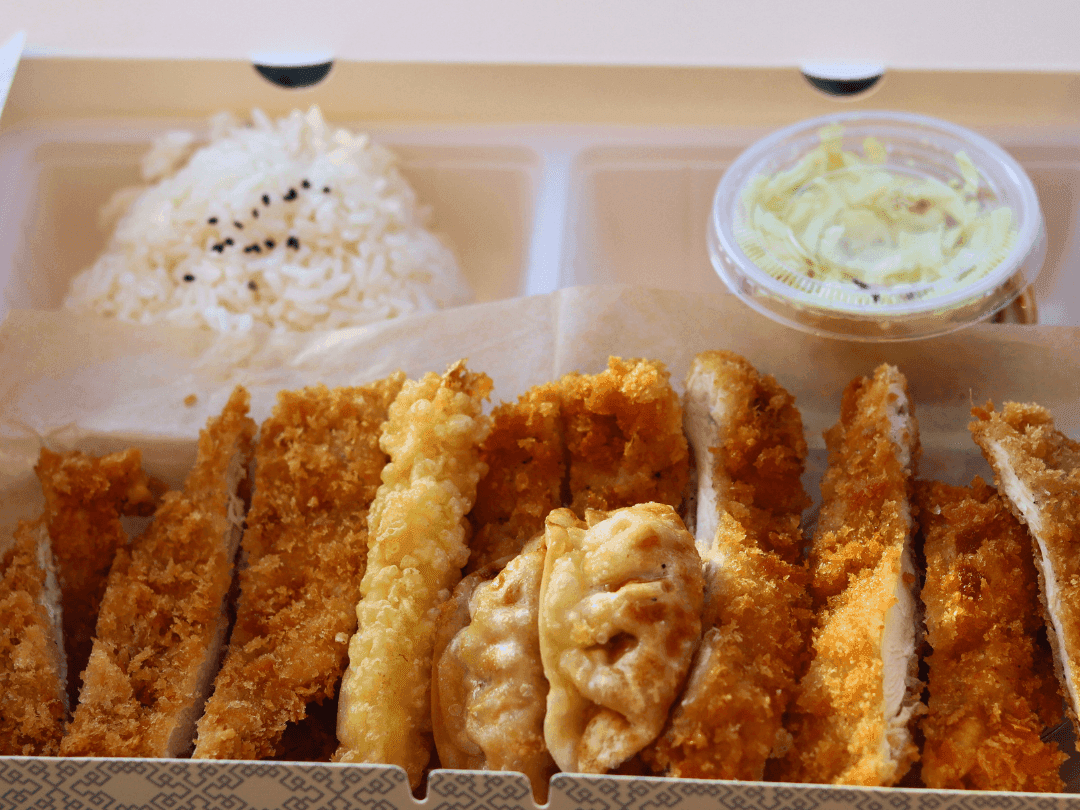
{"left": 64, "top": 107, "right": 473, "bottom": 332}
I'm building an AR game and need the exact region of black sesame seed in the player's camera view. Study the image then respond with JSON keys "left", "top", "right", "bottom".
{"left": 234, "top": 221, "right": 243, "bottom": 230}
{"left": 852, "top": 278, "right": 869, "bottom": 289}
{"left": 212, "top": 244, "right": 225, "bottom": 253}
{"left": 872, "top": 293, "right": 881, "bottom": 303}
{"left": 252, "top": 209, "right": 259, "bottom": 218}
{"left": 183, "top": 273, "right": 196, "bottom": 282}
{"left": 262, "top": 194, "right": 271, "bottom": 205}
{"left": 301, "top": 179, "right": 310, "bottom": 189}
{"left": 284, "top": 188, "right": 298, "bottom": 201}
{"left": 207, "top": 217, "right": 218, "bottom": 225}
{"left": 224, "top": 238, "right": 234, "bottom": 246}
{"left": 244, "top": 243, "right": 263, "bottom": 254}
{"left": 287, "top": 236, "right": 300, "bottom": 249}
{"left": 322, "top": 186, "right": 330, "bottom": 193}
{"left": 248, "top": 280, "right": 258, "bottom": 291}
{"left": 265, "top": 239, "right": 276, "bottom": 249}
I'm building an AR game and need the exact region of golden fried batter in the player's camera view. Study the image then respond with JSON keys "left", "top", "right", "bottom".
{"left": 539, "top": 504, "right": 703, "bottom": 775}
{"left": 776, "top": 364, "right": 922, "bottom": 786}
{"left": 918, "top": 477, "right": 1065, "bottom": 792}
{"left": 432, "top": 536, "right": 556, "bottom": 802}
{"left": 334, "top": 361, "right": 491, "bottom": 788}
{"left": 193, "top": 376, "right": 404, "bottom": 760}
{"left": 467, "top": 383, "right": 564, "bottom": 572}
{"left": 970, "top": 401, "right": 1080, "bottom": 735}
{"left": 61, "top": 387, "right": 255, "bottom": 757}
{"left": 559, "top": 357, "right": 689, "bottom": 515}
{"left": 0, "top": 519, "right": 66, "bottom": 756}
{"left": 642, "top": 350, "right": 811, "bottom": 781}
{"left": 35, "top": 448, "right": 160, "bottom": 706}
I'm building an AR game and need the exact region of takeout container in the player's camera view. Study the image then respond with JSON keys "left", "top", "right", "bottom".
{"left": 709, "top": 110, "right": 1048, "bottom": 341}
{"left": 2, "top": 55, "right": 1080, "bottom": 810}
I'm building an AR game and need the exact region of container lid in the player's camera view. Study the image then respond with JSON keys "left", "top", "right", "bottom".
{"left": 709, "top": 110, "right": 1046, "bottom": 342}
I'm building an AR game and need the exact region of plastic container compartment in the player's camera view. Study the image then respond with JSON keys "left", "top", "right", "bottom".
{"left": 707, "top": 111, "right": 1047, "bottom": 341}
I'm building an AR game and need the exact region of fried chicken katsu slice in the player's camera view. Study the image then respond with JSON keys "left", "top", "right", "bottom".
{"left": 970, "top": 401, "right": 1080, "bottom": 734}
{"left": 559, "top": 357, "right": 689, "bottom": 515}
{"left": 918, "top": 477, "right": 1065, "bottom": 792}
{"left": 193, "top": 376, "right": 404, "bottom": 760}
{"left": 539, "top": 504, "right": 703, "bottom": 775}
{"left": 432, "top": 536, "right": 556, "bottom": 802}
{"left": 334, "top": 361, "right": 491, "bottom": 788}
{"left": 467, "top": 383, "right": 564, "bottom": 572}
{"left": 776, "top": 364, "right": 922, "bottom": 786}
{"left": 61, "top": 387, "right": 255, "bottom": 758}
{"left": 0, "top": 519, "right": 66, "bottom": 755}
{"left": 641, "top": 351, "right": 811, "bottom": 781}
{"left": 34, "top": 448, "right": 161, "bottom": 706}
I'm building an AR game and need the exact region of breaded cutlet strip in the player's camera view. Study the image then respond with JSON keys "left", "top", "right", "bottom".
{"left": 540, "top": 504, "right": 704, "bottom": 775}
{"left": 334, "top": 361, "right": 491, "bottom": 788}
{"left": 776, "top": 364, "right": 922, "bottom": 786}
{"left": 969, "top": 401, "right": 1080, "bottom": 732}
{"left": 0, "top": 519, "right": 66, "bottom": 755}
{"left": 35, "top": 448, "right": 160, "bottom": 707}
{"left": 642, "top": 351, "right": 811, "bottom": 781}
{"left": 559, "top": 357, "right": 689, "bottom": 516}
{"left": 432, "top": 536, "right": 556, "bottom": 802}
{"left": 61, "top": 387, "right": 256, "bottom": 758}
{"left": 467, "top": 383, "right": 564, "bottom": 572}
{"left": 193, "top": 376, "right": 404, "bottom": 760}
{"left": 917, "top": 477, "right": 1065, "bottom": 792}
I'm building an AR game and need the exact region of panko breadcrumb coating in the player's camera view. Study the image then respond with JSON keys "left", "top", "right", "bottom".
{"left": 559, "top": 357, "right": 689, "bottom": 515}
{"left": 467, "top": 383, "right": 564, "bottom": 572}
{"left": 432, "top": 536, "right": 556, "bottom": 802}
{"left": 334, "top": 361, "right": 491, "bottom": 788}
{"left": 35, "top": 448, "right": 160, "bottom": 707}
{"left": 969, "top": 402, "right": 1080, "bottom": 734}
{"left": 642, "top": 351, "right": 811, "bottom": 781}
{"left": 0, "top": 519, "right": 66, "bottom": 756}
{"left": 917, "top": 477, "right": 1065, "bottom": 792}
{"left": 61, "top": 387, "right": 255, "bottom": 757}
{"left": 193, "top": 376, "right": 404, "bottom": 760}
{"left": 777, "top": 364, "right": 922, "bottom": 786}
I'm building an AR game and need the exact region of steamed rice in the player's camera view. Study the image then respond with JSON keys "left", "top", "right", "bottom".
{"left": 64, "top": 107, "right": 473, "bottom": 332}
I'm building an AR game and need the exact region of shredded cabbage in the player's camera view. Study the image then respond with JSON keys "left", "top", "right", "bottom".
{"left": 736, "top": 125, "right": 1017, "bottom": 303}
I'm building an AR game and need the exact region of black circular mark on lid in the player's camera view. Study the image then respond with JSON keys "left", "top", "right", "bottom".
{"left": 253, "top": 62, "right": 334, "bottom": 89}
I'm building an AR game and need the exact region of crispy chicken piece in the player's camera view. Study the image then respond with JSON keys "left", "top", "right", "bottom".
{"left": 334, "top": 361, "right": 491, "bottom": 788}
{"left": 776, "top": 364, "right": 923, "bottom": 786}
{"left": 467, "top": 383, "right": 564, "bottom": 572}
{"left": 34, "top": 448, "right": 160, "bottom": 707}
{"left": 61, "top": 387, "right": 255, "bottom": 757}
{"left": 969, "top": 401, "right": 1080, "bottom": 734}
{"left": 193, "top": 376, "right": 404, "bottom": 760}
{"left": 432, "top": 536, "right": 556, "bottom": 802}
{"left": 559, "top": 357, "right": 689, "bottom": 516}
{"left": 539, "top": 504, "right": 703, "bottom": 774}
{"left": 917, "top": 477, "right": 1065, "bottom": 792}
{"left": 0, "top": 519, "right": 66, "bottom": 755}
{"left": 642, "top": 351, "right": 811, "bottom": 781}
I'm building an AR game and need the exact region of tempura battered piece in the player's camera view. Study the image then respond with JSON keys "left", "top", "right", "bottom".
{"left": 35, "top": 448, "right": 160, "bottom": 706}
{"left": 777, "top": 364, "right": 922, "bottom": 786}
{"left": 970, "top": 401, "right": 1080, "bottom": 733}
{"left": 61, "top": 387, "right": 255, "bottom": 758}
{"left": 642, "top": 351, "right": 811, "bottom": 781}
{"left": 467, "top": 383, "right": 564, "bottom": 572}
{"left": 193, "top": 376, "right": 404, "bottom": 760}
{"left": 559, "top": 357, "right": 689, "bottom": 515}
{"left": 539, "top": 504, "right": 703, "bottom": 774}
{"left": 432, "top": 536, "right": 556, "bottom": 802}
{"left": 334, "top": 361, "right": 491, "bottom": 788}
{"left": 918, "top": 477, "right": 1065, "bottom": 792}
{"left": 0, "top": 519, "right": 66, "bottom": 755}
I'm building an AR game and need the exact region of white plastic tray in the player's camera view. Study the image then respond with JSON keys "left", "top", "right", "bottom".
{"left": 1, "top": 118, "right": 1078, "bottom": 328}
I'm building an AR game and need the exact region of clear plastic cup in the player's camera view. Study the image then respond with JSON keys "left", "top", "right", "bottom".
{"left": 709, "top": 110, "right": 1046, "bottom": 341}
